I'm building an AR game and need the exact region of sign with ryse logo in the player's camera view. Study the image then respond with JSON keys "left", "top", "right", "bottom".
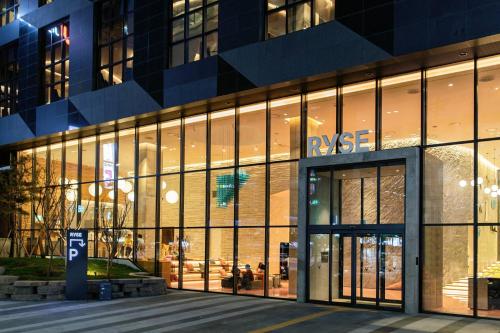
{"left": 66, "top": 229, "right": 88, "bottom": 300}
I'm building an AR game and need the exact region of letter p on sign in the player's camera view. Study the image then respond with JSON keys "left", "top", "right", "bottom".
{"left": 69, "top": 248, "right": 78, "bottom": 261}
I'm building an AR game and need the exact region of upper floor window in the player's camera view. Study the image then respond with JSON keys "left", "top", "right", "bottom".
{"left": 96, "top": 0, "right": 134, "bottom": 88}
{"left": 169, "top": 0, "right": 218, "bottom": 68}
{"left": 0, "top": 0, "right": 18, "bottom": 27}
{"left": 0, "top": 43, "right": 18, "bottom": 117}
{"left": 42, "top": 20, "right": 70, "bottom": 104}
{"left": 39, "top": 0, "right": 54, "bottom": 6}
{"left": 266, "top": 0, "right": 334, "bottom": 39}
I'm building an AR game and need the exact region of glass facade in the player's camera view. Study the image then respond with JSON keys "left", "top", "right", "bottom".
{"left": 96, "top": 0, "right": 134, "bottom": 88}
{"left": 0, "top": 0, "right": 18, "bottom": 28}
{"left": 170, "top": 0, "right": 218, "bottom": 67}
{"left": 0, "top": 42, "right": 18, "bottom": 118}
{"left": 266, "top": 0, "right": 335, "bottom": 39}
{"left": 42, "top": 20, "right": 70, "bottom": 104}
{"left": 15, "top": 54, "right": 500, "bottom": 318}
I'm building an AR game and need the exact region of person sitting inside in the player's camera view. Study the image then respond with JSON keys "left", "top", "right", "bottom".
{"left": 241, "top": 264, "right": 254, "bottom": 290}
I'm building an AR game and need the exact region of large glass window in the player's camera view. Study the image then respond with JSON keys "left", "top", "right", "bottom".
{"left": 81, "top": 136, "right": 96, "bottom": 184}
{"left": 423, "top": 226, "right": 473, "bottom": 316}
{"left": 266, "top": 0, "right": 334, "bottom": 39}
{"left": 137, "top": 176, "right": 156, "bottom": 228}
{"left": 478, "top": 55, "right": 500, "bottom": 139}
{"left": 42, "top": 20, "right": 70, "bottom": 104}
{"left": 160, "top": 174, "right": 180, "bottom": 227}
{"left": 211, "top": 109, "right": 235, "bottom": 168}
{"left": 182, "top": 228, "right": 206, "bottom": 290}
{"left": 210, "top": 168, "right": 234, "bottom": 227}
{"left": 161, "top": 120, "right": 181, "bottom": 174}
{"left": 427, "top": 62, "right": 474, "bottom": 144}
{"left": 118, "top": 128, "right": 135, "bottom": 179}
{"left": 424, "top": 144, "right": 474, "bottom": 225}
{"left": 65, "top": 139, "right": 79, "bottom": 184}
{"left": 169, "top": 0, "right": 218, "bottom": 67}
{"left": 0, "top": 42, "right": 18, "bottom": 118}
{"left": 270, "top": 96, "right": 301, "bottom": 161}
{"left": 268, "top": 227, "right": 297, "bottom": 298}
{"left": 238, "top": 165, "right": 265, "bottom": 226}
{"left": 270, "top": 162, "right": 298, "bottom": 225}
{"left": 478, "top": 140, "right": 500, "bottom": 224}
{"left": 307, "top": 88, "right": 336, "bottom": 156}
{"left": 239, "top": 103, "right": 266, "bottom": 165}
{"left": 381, "top": 72, "right": 421, "bottom": 148}
{"left": 237, "top": 228, "right": 265, "bottom": 296}
{"left": 342, "top": 81, "right": 375, "bottom": 151}
{"left": 138, "top": 125, "right": 157, "bottom": 177}
{"left": 184, "top": 171, "right": 206, "bottom": 227}
{"left": 97, "top": 0, "right": 134, "bottom": 88}
{"left": 209, "top": 228, "right": 233, "bottom": 293}
{"left": 184, "top": 114, "right": 206, "bottom": 171}
{"left": 0, "top": 0, "right": 18, "bottom": 27}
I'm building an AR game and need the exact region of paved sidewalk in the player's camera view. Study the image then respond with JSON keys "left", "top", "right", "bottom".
{"left": 0, "top": 290, "right": 498, "bottom": 332}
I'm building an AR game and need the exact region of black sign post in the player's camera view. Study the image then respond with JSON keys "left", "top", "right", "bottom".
{"left": 66, "top": 229, "right": 88, "bottom": 300}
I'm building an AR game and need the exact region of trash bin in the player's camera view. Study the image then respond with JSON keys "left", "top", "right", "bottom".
{"left": 99, "top": 282, "right": 112, "bottom": 301}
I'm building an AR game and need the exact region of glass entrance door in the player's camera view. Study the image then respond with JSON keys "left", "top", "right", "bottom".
{"left": 310, "top": 232, "right": 403, "bottom": 309}
{"left": 308, "top": 162, "right": 405, "bottom": 310}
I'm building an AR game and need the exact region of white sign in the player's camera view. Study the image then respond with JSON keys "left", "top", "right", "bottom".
{"left": 307, "top": 130, "right": 370, "bottom": 157}
{"left": 68, "top": 232, "right": 86, "bottom": 262}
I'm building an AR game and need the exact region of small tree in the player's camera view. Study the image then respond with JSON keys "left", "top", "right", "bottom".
{"left": 0, "top": 153, "right": 33, "bottom": 258}
{"left": 98, "top": 197, "right": 132, "bottom": 279}
{"left": 32, "top": 164, "right": 66, "bottom": 277}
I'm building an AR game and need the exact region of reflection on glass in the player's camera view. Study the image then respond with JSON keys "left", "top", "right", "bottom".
{"left": 270, "top": 96, "right": 301, "bottom": 161}
{"left": 138, "top": 125, "right": 157, "bottom": 177}
{"left": 137, "top": 176, "right": 156, "bottom": 228}
{"left": 161, "top": 120, "right": 181, "bottom": 173}
{"left": 160, "top": 174, "right": 180, "bottom": 227}
{"left": 427, "top": 62, "right": 474, "bottom": 144}
{"left": 308, "top": 170, "right": 330, "bottom": 225}
{"left": 211, "top": 109, "right": 235, "bottom": 168}
{"left": 424, "top": 144, "right": 473, "bottom": 224}
{"left": 209, "top": 228, "right": 233, "bottom": 293}
{"left": 239, "top": 103, "right": 266, "bottom": 165}
{"left": 118, "top": 129, "right": 135, "bottom": 179}
{"left": 343, "top": 81, "right": 375, "bottom": 151}
{"left": 238, "top": 228, "right": 265, "bottom": 296}
{"left": 239, "top": 165, "right": 265, "bottom": 226}
{"left": 381, "top": 72, "right": 421, "bottom": 148}
{"left": 185, "top": 114, "right": 206, "bottom": 170}
{"left": 270, "top": 162, "right": 298, "bottom": 225}
{"left": 269, "top": 227, "right": 297, "bottom": 298}
{"left": 478, "top": 55, "right": 500, "bottom": 139}
{"left": 184, "top": 171, "right": 206, "bottom": 227}
{"left": 210, "top": 169, "right": 234, "bottom": 227}
{"left": 307, "top": 89, "right": 336, "bottom": 156}
{"left": 182, "top": 228, "right": 205, "bottom": 290}
{"left": 423, "top": 226, "right": 473, "bottom": 315}
{"left": 309, "top": 233, "right": 329, "bottom": 301}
